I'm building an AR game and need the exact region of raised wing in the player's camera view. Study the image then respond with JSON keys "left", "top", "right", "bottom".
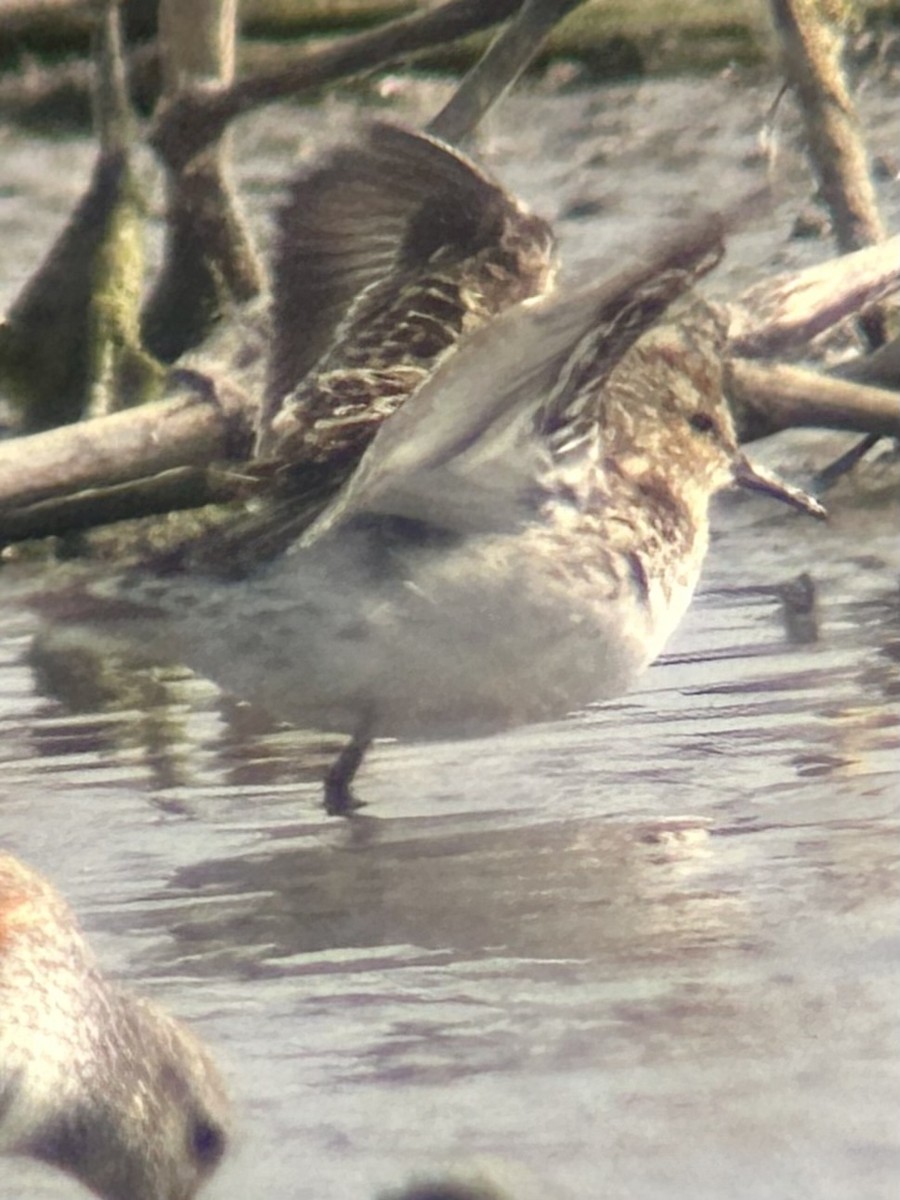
{"left": 303, "top": 214, "right": 729, "bottom": 541}
{"left": 261, "top": 121, "right": 553, "bottom": 453}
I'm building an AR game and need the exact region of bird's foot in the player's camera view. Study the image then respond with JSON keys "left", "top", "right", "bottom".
{"left": 323, "top": 779, "right": 367, "bottom": 818}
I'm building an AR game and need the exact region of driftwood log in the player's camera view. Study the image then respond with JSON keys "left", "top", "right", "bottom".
{"left": 1, "top": 232, "right": 897, "bottom": 548}
{"left": 0, "top": 0, "right": 583, "bottom": 430}
{"left": 0, "top": 0, "right": 896, "bottom": 553}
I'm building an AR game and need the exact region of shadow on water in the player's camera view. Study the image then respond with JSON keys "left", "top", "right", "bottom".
{"left": 144, "top": 812, "right": 738, "bottom": 973}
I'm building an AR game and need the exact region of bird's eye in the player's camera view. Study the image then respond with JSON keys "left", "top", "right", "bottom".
{"left": 688, "top": 412, "right": 716, "bottom": 435}
{"left": 189, "top": 1118, "right": 227, "bottom": 1168}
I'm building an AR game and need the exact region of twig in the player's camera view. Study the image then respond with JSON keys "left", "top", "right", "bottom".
{"left": 141, "top": 0, "right": 262, "bottom": 362}
{"left": 0, "top": 1, "right": 161, "bottom": 430}
{"left": 769, "top": 0, "right": 889, "bottom": 345}
{"left": 728, "top": 358, "right": 900, "bottom": 441}
{"left": 727, "top": 233, "right": 900, "bottom": 358}
{"left": 150, "top": 0, "right": 528, "bottom": 172}
{"left": 427, "top": 0, "right": 585, "bottom": 145}
{"left": 0, "top": 371, "right": 254, "bottom": 512}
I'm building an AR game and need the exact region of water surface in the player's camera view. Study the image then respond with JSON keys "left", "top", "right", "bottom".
{"left": 1, "top": 71, "right": 898, "bottom": 1200}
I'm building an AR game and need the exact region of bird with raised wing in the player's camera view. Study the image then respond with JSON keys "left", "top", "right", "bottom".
{"left": 30, "top": 126, "right": 824, "bottom": 815}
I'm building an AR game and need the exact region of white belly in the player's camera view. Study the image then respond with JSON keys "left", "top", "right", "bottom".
{"left": 163, "top": 523, "right": 702, "bottom": 741}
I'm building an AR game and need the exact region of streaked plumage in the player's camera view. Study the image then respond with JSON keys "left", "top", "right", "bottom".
{"left": 32, "top": 145, "right": 823, "bottom": 811}
{"left": 262, "top": 122, "right": 554, "bottom": 477}
{"left": 163, "top": 123, "right": 556, "bottom": 577}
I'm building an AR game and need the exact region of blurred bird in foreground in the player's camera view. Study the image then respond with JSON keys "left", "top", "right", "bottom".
{"left": 0, "top": 851, "right": 229, "bottom": 1200}
{"left": 32, "top": 125, "right": 824, "bottom": 815}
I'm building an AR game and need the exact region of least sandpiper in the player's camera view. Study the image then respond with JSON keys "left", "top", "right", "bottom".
{"left": 0, "top": 851, "right": 229, "bottom": 1200}
{"left": 40, "top": 240, "right": 823, "bottom": 816}
{"left": 31, "top": 126, "right": 824, "bottom": 814}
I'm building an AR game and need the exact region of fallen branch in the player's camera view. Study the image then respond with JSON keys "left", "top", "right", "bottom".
{"left": 727, "top": 234, "right": 900, "bottom": 358}
{"left": 141, "top": 0, "right": 263, "bottom": 363}
{"left": 0, "top": 465, "right": 253, "bottom": 545}
{"left": 728, "top": 358, "right": 900, "bottom": 442}
{"left": 427, "top": 0, "right": 586, "bottom": 145}
{"left": 150, "top": 0, "right": 528, "bottom": 171}
{"left": 0, "top": 370, "right": 254, "bottom": 512}
{"left": 769, "top": 0, "right": 891, "bottom": 345}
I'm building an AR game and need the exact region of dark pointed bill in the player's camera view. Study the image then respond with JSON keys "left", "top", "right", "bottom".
{"left": 733, "top": 456, "right": 827, "bottom": 519}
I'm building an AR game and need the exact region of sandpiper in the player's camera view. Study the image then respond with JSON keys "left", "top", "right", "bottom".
{"left": 32, "top": 126, "right": 824, "bottom": 814}
{"left": 0, "top": 851, "right": 229, "bottom": 1200}
{"left": 168, "top": 122, "right": 556, "bottom": 575}
{"left": 261, "top": 122, "right": 556, "bottom": 462}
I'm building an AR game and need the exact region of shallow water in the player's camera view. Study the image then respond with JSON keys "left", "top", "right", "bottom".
{"left": 1, "top": 70, "right": 899, "bottom": 1200}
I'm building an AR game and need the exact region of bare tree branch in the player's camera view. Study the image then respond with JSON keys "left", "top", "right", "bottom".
{"left": 727, "top": 234, "right": 900, "bottom": 358}
{"left": 769, "top": 0, "right": 891, "bottom": 346}
{"left": 427, "top": 0, "right": 586, "bottom": 145}
{"left": 729, "top": 358, "right": 900, "bottom": 442}
{"left": 150, "top": 0, "right": 529, "bottom": 172}
{"left": 0, "top": 370, "right": 254, "bottom": 512}
{"left": 141, "top": 0, "right": 263, "bottom": 363}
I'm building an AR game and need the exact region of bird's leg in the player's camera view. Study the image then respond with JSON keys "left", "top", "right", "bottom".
{"left": 323, "top": 717, "right": 373, "bottom": 817}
